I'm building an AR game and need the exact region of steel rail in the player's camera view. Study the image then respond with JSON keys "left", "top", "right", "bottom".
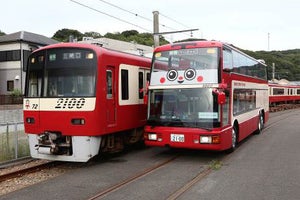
{"left": 88, "top": 155, "right": 179, "bottom": 200}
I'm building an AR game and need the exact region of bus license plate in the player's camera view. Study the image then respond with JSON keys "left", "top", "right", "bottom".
{"left": 170, "top": 134, "right": 184, "bottom": 142}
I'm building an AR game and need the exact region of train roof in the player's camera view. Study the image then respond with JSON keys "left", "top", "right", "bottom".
{"left": 32, "top": 42, "right": 151, "bottom": 62}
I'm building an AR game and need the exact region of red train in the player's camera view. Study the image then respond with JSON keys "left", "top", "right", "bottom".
{"left": 23, "top": 43, "right": 151, "bottom": 162}
{"left": 269, "top": 82, "right": 300, "bottom": 105}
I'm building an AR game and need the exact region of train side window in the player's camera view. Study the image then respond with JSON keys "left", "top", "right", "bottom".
{"left": 121, "top": 69, "right": 129, "bottom": 100}
{"left": 106, "top": 70, "right": 113, "bottom": 99}
{"left": 139, "top": 71, "right": 144, "bottom": 99}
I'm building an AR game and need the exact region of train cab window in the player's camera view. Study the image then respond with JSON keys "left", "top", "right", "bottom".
{"left": 106, "top": 70, "right": 113, "bottom": 99}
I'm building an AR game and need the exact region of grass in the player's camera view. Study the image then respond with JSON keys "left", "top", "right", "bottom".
{"left": 209, "top": 159, "right": 223, "bottom": 170}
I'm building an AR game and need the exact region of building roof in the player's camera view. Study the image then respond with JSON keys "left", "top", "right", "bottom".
{"left": 0, "top": 31, "right": 58, "bottom": 45}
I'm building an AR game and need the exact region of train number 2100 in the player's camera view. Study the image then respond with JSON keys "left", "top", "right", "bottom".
{"left": 55, "top": 98, "right": 86, "bottom": 109}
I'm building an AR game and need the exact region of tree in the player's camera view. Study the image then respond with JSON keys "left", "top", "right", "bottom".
{"left": 52, "top": 28, "right": 83, "bottom": 42}
{"left": 83, "top": 31, "right": 102, "bottom": 38}
{"left": 0, "top": 30, "right": 5, "bottom": 36}
{"left": 121, "top": 30, "right": 139, "bottom": 37}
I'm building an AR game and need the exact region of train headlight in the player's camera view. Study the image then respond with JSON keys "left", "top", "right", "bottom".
{"left": 148, "top": 133, "right": 157, "bottom": 141}
{"left": 26, "top": 117, "right": 35, "bottom": 124}
{"left": 71, "top": 118, "right": 85, "bottom": 125}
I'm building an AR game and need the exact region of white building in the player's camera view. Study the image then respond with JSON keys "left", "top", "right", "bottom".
{"left": 0, "top": 31, "right": 57, "bottom": 95}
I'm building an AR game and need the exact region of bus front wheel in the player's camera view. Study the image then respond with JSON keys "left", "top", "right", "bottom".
{"left": 255, "top": 113, "right": 264, "bottom": 135}
{"left": 227, "top": 126, "right": 238, "bottom": 153}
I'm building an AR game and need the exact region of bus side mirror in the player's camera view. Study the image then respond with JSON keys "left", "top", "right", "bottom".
{"left": 213, "top": 89, "right": 226, "bottom": 105}
{"left": 218, "top": 92, "right": 226, "bottom": 105}
{"left": 144, "top": 94, "right": 148, "bottom": 105}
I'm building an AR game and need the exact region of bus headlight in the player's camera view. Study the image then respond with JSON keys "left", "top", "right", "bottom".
{"left": 200, "top": 135, "right": 220, "bottom": 144}
{"left": 200, "top": 136, "right": 212, "bottom": 144}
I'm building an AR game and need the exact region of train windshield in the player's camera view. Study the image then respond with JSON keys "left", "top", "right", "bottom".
{"left": 147, "top": 88, "right": 221, "bottom": 129}
{"left": 26, "top": 48, "right": 97, "bottom": 97}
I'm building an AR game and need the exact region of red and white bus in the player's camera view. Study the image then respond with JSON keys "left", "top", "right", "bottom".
{"left": 144, "top": 41, "right": 269, "bottom": 152}
{"left": 23, "top": 43, "right": 151, "bottom": 162}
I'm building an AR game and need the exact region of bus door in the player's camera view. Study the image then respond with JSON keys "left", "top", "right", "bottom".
{"left": 106, "top": 66, "right": 116, "bottom": 126}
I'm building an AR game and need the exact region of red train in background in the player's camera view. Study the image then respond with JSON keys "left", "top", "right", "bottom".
{"left": 23, "top": 43, "right": 151, "bottom": 162}
{"left": 269, "top": 82, "right": 300, "bottom": 105}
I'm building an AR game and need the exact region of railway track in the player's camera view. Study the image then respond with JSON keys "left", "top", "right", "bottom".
{"left": 269, "top": 103, "right": 300, "bottom": 112}
{"left": 88, "top": 155, "right": 179, "bottom": 200}
{"left": 0, "top": 160, "right": 59, "bottom": 182}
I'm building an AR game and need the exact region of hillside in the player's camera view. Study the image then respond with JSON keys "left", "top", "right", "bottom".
{"left": 243, "top": 49, "right": 300, "bottom": 81}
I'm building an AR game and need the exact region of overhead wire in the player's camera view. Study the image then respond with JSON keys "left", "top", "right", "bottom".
{"left": 70, "top": 0, "right": 197, "bottom": 41}
{"left": 94, "top": 0, "right": 196, "bottom": 41}
{"left": 70, "top": 0, "right": 152, "bottom": 32}
{"left": 95, "top": 0, "right": 178, "bottom": 32}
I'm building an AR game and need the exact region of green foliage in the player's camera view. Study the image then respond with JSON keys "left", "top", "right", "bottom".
{"left": 83, "top": 31, "right": 102, "bottom": 38}
{"left": 242, "top": 49, "right": 300, "bottom": 81}
{"left": 10, "top": 89, "right": 22, "bottom": 97}
{"left": 52, "top": 28, "right": 83, "bottom": 42}
{"left": 51, "top": 28, "right": 168, "bottom": 46}
{"left": 209, "top": 160, "right": 222, "bottom": 170}
{"left": 103, "top": 30, "right": 169, "bottom": 46}
{"left": 0, "top": 30, "right": 5, "bottom": 36}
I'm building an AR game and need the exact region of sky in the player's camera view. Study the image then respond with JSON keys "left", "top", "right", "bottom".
{"left": 1, "top": 0, "right": 299, "bottom": 51}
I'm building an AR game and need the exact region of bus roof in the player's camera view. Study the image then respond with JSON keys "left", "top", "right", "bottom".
{"left": 154, "top": 40, "right": 224, "bottom": 52}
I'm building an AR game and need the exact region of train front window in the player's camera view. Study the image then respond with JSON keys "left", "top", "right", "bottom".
{"left": 26, "top": 48, "right": 97, "bottom": 97}
{"left": 147, "top": 88, "right": 221, "bottom": 129}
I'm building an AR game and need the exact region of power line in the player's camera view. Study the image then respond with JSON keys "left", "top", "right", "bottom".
{"left": 159, "top": 12, "right": 199, "bottom": 38}
{"left": 95, "top": 0, "right": 176, "bottom": 31}
{"left": 160, "top": 12, "right": 191, "bottom": 29}
{"left": 96, "top": 0, "right": 152, "bottom": 22}
{"left": 70, "top": 0, "right": 152, "bottom": 32}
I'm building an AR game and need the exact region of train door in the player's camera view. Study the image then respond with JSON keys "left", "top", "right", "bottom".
{"left": 106, "top": 66, "right": 116, "bottom": 125}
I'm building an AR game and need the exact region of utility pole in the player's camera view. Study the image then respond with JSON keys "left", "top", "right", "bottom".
{"left": 272, "top": 63, "right": 275, "bottom": 80}
{"left": 153, "top": 11, "right": 160, "bottom": 48}
{"left": 152, "top": 11, "right": 198, "bottom": 48}
{"left": 268, "top": 32, "right": 270, "bottom": 51}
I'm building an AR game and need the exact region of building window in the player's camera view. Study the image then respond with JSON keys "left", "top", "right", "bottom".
{"left": 0, "top": 50, "right": 21, "bottom": 62}
{"left": 7, "top": 80, "right": 14, "bottom": 91}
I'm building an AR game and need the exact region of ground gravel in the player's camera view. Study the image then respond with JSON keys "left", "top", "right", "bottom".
{"left": 0, "top": 159, "right": 72, "bottom": 196}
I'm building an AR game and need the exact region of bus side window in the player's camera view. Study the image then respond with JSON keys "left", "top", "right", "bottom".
{"left": 223, "top": 49, "right": 233, "bottom": 71}
{"left": 222, "top": 90, "right": 230, "bottom": 126}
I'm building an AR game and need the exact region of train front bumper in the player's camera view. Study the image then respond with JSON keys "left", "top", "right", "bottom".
{"left": 27, "top": 134, "right": 101, "bottom": 162}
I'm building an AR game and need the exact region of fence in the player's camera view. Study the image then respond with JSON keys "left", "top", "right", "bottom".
{"left": 0, "top": 122, "right": 29, "bottom": 163}
{"left": 0, "top": 95, "right": 23, "bottom": 105}
{"left": 0, "top": 105, "right": 30, "bottom": 165}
